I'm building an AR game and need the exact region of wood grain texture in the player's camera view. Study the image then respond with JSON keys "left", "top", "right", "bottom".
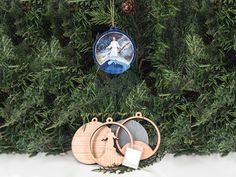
{"left": 89, "top": 118, "right": 134, "bottom": 167}
{"left": 96, "top": 129, "right": 123, "bottom": 167}
{"left": 71, "top": 118, "right": 110, "bottom": 164}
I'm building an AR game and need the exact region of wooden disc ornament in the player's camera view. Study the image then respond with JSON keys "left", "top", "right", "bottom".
{"left": 71, "top": 118, "right": 110, "bottom": 164}
{"left": 116, "top": 112, "right": 161, "bottom": 160}
{"left": 89, "top": 118, "right": 134, "bottom": 167}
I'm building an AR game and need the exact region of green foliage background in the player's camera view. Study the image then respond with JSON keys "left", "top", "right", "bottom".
{"left": 0, "top": 0, "right": 236, "bottom": 170}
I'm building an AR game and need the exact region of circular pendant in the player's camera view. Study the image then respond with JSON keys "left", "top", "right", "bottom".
{"left": 71, "top": 118, "right": 110, "bottom": 164}
{"left": 89, "top": 118, "right": 134, "bottom": 167}
{"left": 115, "top": 112, "right": 161, "bottom": 160}
{"left": 110, "top": 120, "right": 149, "bottom": 147}
{"left": 93, "top": 27, "right": 135, "bottom": 74}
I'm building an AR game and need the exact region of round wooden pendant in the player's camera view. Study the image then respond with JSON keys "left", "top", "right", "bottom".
{"left": 116, "top": 112, "right": 161, "bottom": 160}
{"left": 71, "top": 118, "right": 110, "bottom": 164}
{"left": 89, "top": 118, "right": 134, "bottom": 167}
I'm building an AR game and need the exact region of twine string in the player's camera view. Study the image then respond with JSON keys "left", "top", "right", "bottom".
{"left": 110, "top": 0, "right": 115, "bottom": 26}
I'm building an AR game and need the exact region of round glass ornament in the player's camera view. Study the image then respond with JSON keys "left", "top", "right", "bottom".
{"left": 93, "top": 27, "right": 136, "bottom": 74}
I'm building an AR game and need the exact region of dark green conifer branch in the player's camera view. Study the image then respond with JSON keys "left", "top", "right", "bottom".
{"left": 0, "top": 0, "right": 235, "bottom": 173}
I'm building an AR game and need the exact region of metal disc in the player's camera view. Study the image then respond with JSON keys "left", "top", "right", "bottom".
{"left": 111, "top": 120, "right": 149, "bottom": 147}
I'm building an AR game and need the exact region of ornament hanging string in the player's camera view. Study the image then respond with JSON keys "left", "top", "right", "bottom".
{"left": 93, "top": 0, "right": 136, "bottom": 74}
{"left": 110, "top": 0, "right": 115, "bottom": 26}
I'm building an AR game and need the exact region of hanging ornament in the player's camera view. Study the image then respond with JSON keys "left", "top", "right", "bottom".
{"left": 121, "top": 0, "right": 135, "bottom": 13}
{"left": 93, "top": 0, "right": 136, "bottom": 74}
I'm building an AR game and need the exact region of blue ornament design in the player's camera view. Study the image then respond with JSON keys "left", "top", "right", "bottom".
{"left": 93, "top": 27, "right": 135, "bottom": 74}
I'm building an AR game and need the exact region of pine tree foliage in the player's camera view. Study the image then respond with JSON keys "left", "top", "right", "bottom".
{"left": 0, "top": 0, "right": 236, "bottom": 172}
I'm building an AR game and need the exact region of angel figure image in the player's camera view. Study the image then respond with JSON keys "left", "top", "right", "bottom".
{"left": 106, "top": 36, "right": 121, "bottom": 57}
{"left": 97, "top": 129, "right": 123, "bottom": 167}
{"left": 94, "top": 32, "right": 135, "bottom": 74}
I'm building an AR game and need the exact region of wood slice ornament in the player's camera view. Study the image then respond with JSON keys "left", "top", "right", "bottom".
{"left": 116, "top": 112, "right": 161, "bottom": 160}
{"left": 89, "top": 118, "right": 134, "bottom": 167}
{"left": 71, "top": 118, "right": 110, "bottom": 164}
